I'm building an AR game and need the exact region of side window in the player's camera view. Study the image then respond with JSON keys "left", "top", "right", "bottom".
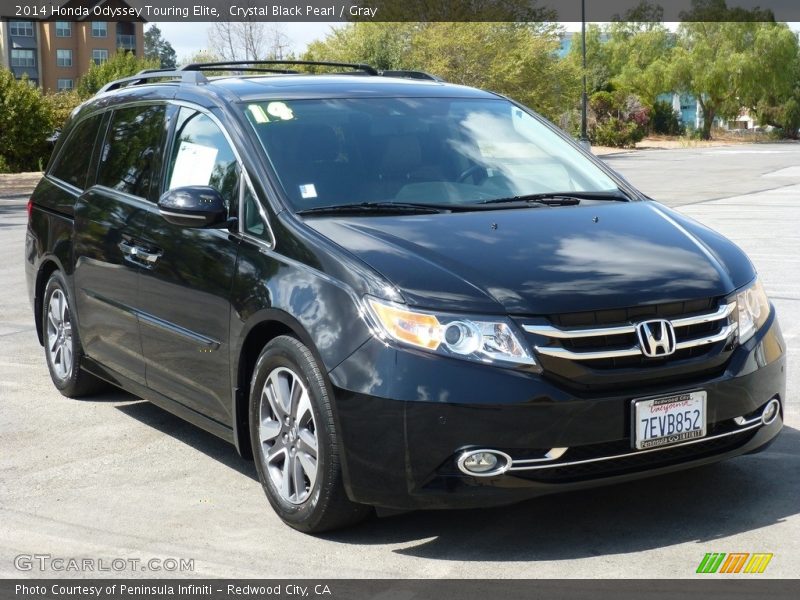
{"left": 166, "top": 109, "right": 239, "bottom": 210}
{"left": 97, "top": 104, "right": 166, "bottom": 199}
{"left": 50, "top": 113, "right": 104, "bottom": 190}
{"left": 243, "top": 184, "right": 271, "bottom": 242}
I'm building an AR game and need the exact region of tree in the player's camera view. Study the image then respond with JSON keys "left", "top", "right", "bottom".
{"left": 666, "top": 0, "right": 796, "bottom": 139}
{"left": 181, "top": 50, "right": 222, "bottom": 66}
{"left": 752, "top": 40, "right": 800, "bottom": 137}
{"left": 209, "top": 2, "right": 291, "bottom": 63}
{"left": 76, "top": 51, "right": 159, "bottom": 98}
{"left": 42, "top": 89, "right": 82, "bottom": 132}
{"left": 612, "top": 0, "right": 665, "bottom": 23}
{"left": 303, "top": 23, "right": 417, "bottom": 70}
{"left": 607, "top": 24, "right": 675, "bottom": 105}
{"left": 565, "top": 18, "right": 674, "bottom": 106}
{"left": 670, "top": 20, "right": 796, "bottom": 139}
{"left": 180, "top": 50, "right": 224, "bottom": 75}
{"left": 0, "top": 69, "right": 53, "bottom": 172}
{"left": 144, "top": 25, "right": 177, "bottom": 69}
{"left": 678, "top": 0, "right": 774, "bottom": 22}
{"left": 358, "top": 0, "right": 555, "bottom": 21}
{"left": 410, "top": 23, "right": 579, "bottom": 122}
{"left": 305, "top": 22, "right": 578, "bottom": 122}
{"left": 564, "top": 24, "right": 613, "bottom": 95}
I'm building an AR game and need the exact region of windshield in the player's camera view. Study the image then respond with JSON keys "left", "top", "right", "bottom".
{"left": 243, "top": 97, "right": 619, "bottom": 211}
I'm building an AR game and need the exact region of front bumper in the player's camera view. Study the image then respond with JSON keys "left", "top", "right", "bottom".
{"left": 328, "top": 315, "right": 786, "bottom": 510}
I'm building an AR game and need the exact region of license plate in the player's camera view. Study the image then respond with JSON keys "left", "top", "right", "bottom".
{"left": 632, "top": 391, "right": 707, "bottom": 450}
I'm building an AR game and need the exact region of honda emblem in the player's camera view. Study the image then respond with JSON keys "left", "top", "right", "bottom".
{"left": 636, "top": 319, "right": 677, "bottom": 357}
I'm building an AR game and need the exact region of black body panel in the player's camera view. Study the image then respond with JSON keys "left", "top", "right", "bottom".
{"left": 23, "top": 73, "right": 787, "bottom": 514}
{"left": 137, "top": 212, "right": 240, "bottom": 423}
{"left": 72, "top": 188, "right": 149, "bottom": 384}
{"left": 304, "top": 201, "right": 755, "bottom": 315}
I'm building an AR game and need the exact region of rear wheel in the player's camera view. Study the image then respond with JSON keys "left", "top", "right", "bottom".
{"left": 42, "top": 271, "right": 106, "bottom": 397}
{"left": 249, "top": 335, "right": 369, "bottom": 532}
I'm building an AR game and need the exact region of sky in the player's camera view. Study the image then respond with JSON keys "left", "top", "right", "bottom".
{"left": 157, "top": 21, "right": 800, "bottom": 63}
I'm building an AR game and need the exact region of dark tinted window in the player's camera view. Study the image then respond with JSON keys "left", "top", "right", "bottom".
{"left": 244, "top": 98, "right": 617, "bottom": 211}
{"left": 50, "top": 113, "right": 103, "bottom": 190}
{"left": 243, "top": 184, "right": 269, "bottom": 241}
{"left": 165, "top": 109, "right": 239, "bottom": 210}
{"left": 97, "top": 104, "right": 166, "bottom": 198}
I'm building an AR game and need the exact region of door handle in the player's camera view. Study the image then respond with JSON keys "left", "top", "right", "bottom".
{"left": 119, "top": 241, "right": 162, "bottom": 267}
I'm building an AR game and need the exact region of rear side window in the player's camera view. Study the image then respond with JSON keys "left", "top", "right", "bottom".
{"left": 165, "top": 108, "right": 239, "bottom": 209}
{"left": 50, "top": 113, "right": 104, "bottom": 190}
{"left": 97, "top": 104, "right": 166, "bottom": 198}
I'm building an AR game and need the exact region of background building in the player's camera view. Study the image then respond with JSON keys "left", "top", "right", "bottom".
{"left": 0, "top": 0, "right": 144, "bottom": 92}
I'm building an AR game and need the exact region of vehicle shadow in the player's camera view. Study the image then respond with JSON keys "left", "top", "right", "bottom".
{"left": 320, "top": 425, "right": 800, "bottom": 561}
{"left": 112, "top": 397, "right": 258, "bottom": 481}
{"left": 104, "top": 391, "right": 799, "bottom": 562}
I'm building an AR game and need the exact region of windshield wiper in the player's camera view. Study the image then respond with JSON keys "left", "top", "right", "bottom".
{"left": 478, "top": 190, "right": 630, "bottom": 206}
{"left": 296, "top": 202, "right": 448, "bottom": 216}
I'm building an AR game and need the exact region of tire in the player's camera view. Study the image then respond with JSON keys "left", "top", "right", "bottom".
{"left": 42, "top": 271, "right": 106, "bottom": 398}
{"left": 249, "top": 335, "right": 370, "bottom": 533}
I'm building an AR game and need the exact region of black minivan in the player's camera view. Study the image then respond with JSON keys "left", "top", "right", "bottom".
{"left": 26, "top": 62, "right": 785, "bottom": 532}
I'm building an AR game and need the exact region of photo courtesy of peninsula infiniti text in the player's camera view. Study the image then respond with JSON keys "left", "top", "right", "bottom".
{"left": 25, "top": 61, "right": 786, "bottom": 532}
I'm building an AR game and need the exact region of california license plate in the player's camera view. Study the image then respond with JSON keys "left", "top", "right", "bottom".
{"left": 632, "top": 391, "right": 707, "bottom": 450}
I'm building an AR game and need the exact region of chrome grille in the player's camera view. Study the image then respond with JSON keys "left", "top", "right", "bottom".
{"left": 518, "top": 298, "right": 738, "bottom": 386}
{"left": 524, "top": 302, "right": 737, "bottom": 361}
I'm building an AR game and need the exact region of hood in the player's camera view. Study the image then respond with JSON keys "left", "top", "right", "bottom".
{"left": 305, "top": 201, "right": 756, "bottom": 315}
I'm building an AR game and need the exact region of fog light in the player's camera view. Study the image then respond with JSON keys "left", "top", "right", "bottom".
{"left": 457, "top": 449, "right": 511, "bottom": 477}
{"left": 762, "top": 398, "right": 781, "bottom": 425}
{"left": 464, "top": 452, "right": 497, "bottom": 472}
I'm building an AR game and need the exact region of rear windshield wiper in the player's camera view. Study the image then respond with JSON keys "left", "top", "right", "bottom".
{"left": 296, "top": 202, "right": 448, "bottom": 216}
{"left": 478, "top": 190, "right": 630, "bottom": 206}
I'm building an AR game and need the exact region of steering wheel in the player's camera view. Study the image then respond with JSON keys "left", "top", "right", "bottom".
{"left": 457, "top": 165, "right": 488, "bottom": 184}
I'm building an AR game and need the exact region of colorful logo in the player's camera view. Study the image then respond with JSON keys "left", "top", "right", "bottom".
{"left": 696, "top": 552, "right": 773, "bottom": 574}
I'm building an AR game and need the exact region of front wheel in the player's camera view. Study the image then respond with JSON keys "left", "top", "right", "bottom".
{"left": 249, "top": 335, "right": 370, "bottom": 533}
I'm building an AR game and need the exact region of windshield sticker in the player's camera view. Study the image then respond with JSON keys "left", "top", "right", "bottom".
{"left": 267, "top": 102, "right": 294, "bottom": 121}
{"left": 169, "top": 141, "right": 219, "bottom": 189}
{"left": 248, "top": 104, "right": 269, "bottom": 124}
{"left": 299, "top": 184, "right": 318, "bottom": 199}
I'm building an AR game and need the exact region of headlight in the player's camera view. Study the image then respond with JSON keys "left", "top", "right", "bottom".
{"left": 735, "top": 279, "right": 771, "bottom": 344}
{"left": 364, "top": 296, "right": 537, "bottom": 368}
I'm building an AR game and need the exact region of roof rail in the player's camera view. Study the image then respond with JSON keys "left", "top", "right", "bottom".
{"left": 98, "top": 69, "right": 208, "bottom": 94}
{"left": 96, "top": 62, "right": 443, "bottom": 95}
{"left": 379, "top": 70, "right": 443, "bottom": 81}
{"left": 180, "top": 60, "right": 379, "bottom": 76}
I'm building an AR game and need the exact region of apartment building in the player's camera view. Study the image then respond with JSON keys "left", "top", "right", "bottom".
{"left": 0, "top": 0, "right": 144, "bottom": 92}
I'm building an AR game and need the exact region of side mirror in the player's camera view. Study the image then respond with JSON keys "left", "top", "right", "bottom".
{"left": 157, "top": 186, "right": 227, "bottom": 228}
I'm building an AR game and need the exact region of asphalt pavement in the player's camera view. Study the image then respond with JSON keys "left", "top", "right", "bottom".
{"left": 0, "top": 144, "right": 798, "bottom": 578}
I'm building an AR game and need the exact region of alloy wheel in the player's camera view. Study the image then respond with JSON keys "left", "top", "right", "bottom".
{"left": 46, "top": 289, "right": 73, "bottom": 380}
{"left": 258, "top": 366, "right": 318, "bottom": 504}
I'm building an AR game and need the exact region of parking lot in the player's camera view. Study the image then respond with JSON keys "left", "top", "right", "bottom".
{"left": 0, "top": 144, "right": 798, "bottom": 578}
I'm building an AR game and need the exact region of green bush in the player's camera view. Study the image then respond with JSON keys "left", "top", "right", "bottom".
{"left": 0, "top": 53, "right": 155, "bottom": 173}
{"left": 77, "top": 51, "right": 159, "bottom": 98}
{"left": 43, "top": 90, "right": 83, "bottom": 131}
{"left": 589, "top": 91, "right": 616, "bottom": 118}
{"left": 0, "top": 70, "right": 54, "bottom": 172}
{"left": 651, "top": 100, "right": 684, "bottom": 135}
{"left": 587, "top": 90, "right": 649, "bottom": 147}
{"left": 684, "top": 125, "right": 704, "bottom": 140}
{"left": 591, "top": 118, "right": 644, "bottom": 148}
